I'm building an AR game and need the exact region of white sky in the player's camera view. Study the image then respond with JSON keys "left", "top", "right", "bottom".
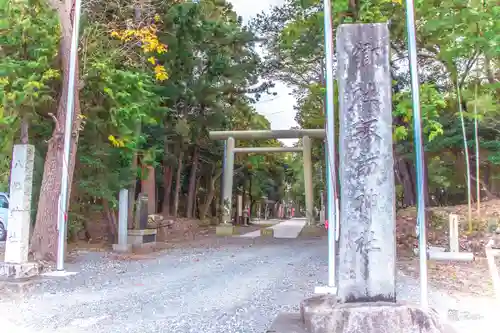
{"left": 228, "top": 0, "right": 298, "bottom": 146}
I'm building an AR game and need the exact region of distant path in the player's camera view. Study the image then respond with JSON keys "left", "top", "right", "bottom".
{"left": 240, "top": 218, "right": 307, "bottom": 239}
{"left": 0, "top": 238, "right": 496, "bottom": 333}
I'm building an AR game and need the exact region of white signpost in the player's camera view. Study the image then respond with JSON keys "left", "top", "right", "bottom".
{"left": 0, "top": 144, "right": 41, "bottom": 279}
{"left": 4, "top": 144, "right": 35, "bottom": 264}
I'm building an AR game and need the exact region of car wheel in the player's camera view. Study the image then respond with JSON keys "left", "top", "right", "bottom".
{"left": 0, "top": 222, "right": 6, "bottom": 241}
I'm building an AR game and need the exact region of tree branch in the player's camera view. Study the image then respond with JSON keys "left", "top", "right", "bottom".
{"left": 47, "top": 113, "right": 61, "bottom": 132}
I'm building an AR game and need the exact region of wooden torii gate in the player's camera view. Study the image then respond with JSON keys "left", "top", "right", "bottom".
{"left": 209, "top": 129, "right": 325, "bottom": 226}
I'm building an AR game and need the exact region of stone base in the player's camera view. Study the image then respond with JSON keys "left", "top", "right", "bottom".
{"left": 268, "top": 295, "right": 454, "bottom": 333}
{"left": 260, "top": 228, "right": 275, "bottom": 237}
{"left": 132, "top": 242, "right": 156, "bottom": 250}
{"left": 128, "top": 229, "right": 157, "bottom": 246}
{"left": 0, "top": 261, "right": 41, "bottom": 280}
{"left": 216, "top": 224, "right": 235, "bottom": 236}
{"left": 267, "top": 313, "right": 305, "bottom": 333}
{"left": 112, "top": 243, "right": 132, "bottom": 253}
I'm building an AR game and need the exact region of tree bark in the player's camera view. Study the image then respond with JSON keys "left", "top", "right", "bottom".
{"left": 173, "top": 145, "right": 184, "bottom": 217}
{"left": 30, "top": 1, "right": 82, "bottom": 261}
{"left": 162, "top": 166, "right": 173, "bottom": 215}
{"left": 141, "top": 164, "right": 156, "bottom": 214}
{"left": 20, "top": 114, "right": 29, "bottom": 144}
{"left": 128, "top": 122, "right": 141, "bottom": 228}
{"left": 395, "top": 156, "right": 416, "bottom": 207}
{"left": 162, "top": 138, "right": 173, "bottom": 215}
{"left": 185, "top": 145, "right": 200, "bottom": 218}
{"left": 199, "top": 168, "right": 222, "bottom": 220}
{"left": 102, "top": 199, "right": 117, "bottom": 243}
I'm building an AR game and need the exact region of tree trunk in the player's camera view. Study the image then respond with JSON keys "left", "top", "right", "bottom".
{"left": 102, "top": 199, "right": 117, "bottom": 243}
{"left": 20, "top": 114, "right": 29, "bottom": 144}
{"left": 185, "top": 145, "right": 200, "bottom": 218}
{"left": 483, "top": 163, "right": 491, "bottom": 196}
{"left": 395, "top": 156, "right": 416, "bottom": 207}
{"left": 199, "top": 168, "right": 222, "bottom": 220}
{"left": 126, "top": 0, "right": 145, "bottom": 227}
{"left": 173, "top": 146, "right": 184, "bottom": 217}
{"left": 128, "top": 122, "right": 141, "bottom": 228}
{"left": 162, "top": 138, "right": 173, "bottom": 215}
{"left": 422, "top": 150, "right": 430, "bottom": 206}
{"left": 30, "top": 3, "right": 82, "bottom": 261}
{"left": 193, "top": 176, "right": 200, "bottom": 219}
{"left": 162, "top": 166, "right": 173, "bottom": 215}
{"left": 141, "top": 164, "right": 156, "bottom": 214}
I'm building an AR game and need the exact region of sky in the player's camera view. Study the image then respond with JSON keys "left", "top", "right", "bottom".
{"left": 228, "top": 0, "right": 299, "bottom": 146}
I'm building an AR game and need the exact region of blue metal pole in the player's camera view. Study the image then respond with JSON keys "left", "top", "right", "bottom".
{"left": 221, "top": 140, "right": 227, "bottom": 206}
{"left": 404, "top": 0, "right": 429, "bottom": 308}
{"left": 57, "top": 0, "right": 83, "bottom": 271}
{"left": 323, "top": 0, "right": 338, "bottom": 290}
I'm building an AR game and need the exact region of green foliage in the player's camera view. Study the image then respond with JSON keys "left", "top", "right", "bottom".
{"left": 393, "top": 84, "right": 446, "bottom": 142}
{"left": 0, "top": 0, "right": 60, "bottom": 188}
{"left": 253, "top": 0, "right": 499, "bottom": 208}
{"left": 1, "top": 0, "right": 498, "bottom": 244}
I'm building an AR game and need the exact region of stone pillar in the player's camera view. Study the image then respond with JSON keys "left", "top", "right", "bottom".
{"left": 449, "top": 213, "right": 459, "bottom": 253}
{"left": 134, "top": 193, "right": 149, "bottom": 230}
{"left": 302, "top": 136, "right": 314, "bottom": 225}
{"left": 113, "top": 189, "right": 131, "bottom": 252}
{"left": 237, "top": 194, "right": 243, "bottom": 224}
{"left": 4, "top": 144, "right": 35, "bottom": 264}
{"left": 222, "top": 137, "right": 235, "bottom": 224}
{"left": 337, "top": 23, "right": 395, "bottom": 302}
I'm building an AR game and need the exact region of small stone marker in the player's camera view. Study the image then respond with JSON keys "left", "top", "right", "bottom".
{"left": 237, "top": 194, "right": 243, "bottom": 224}
{"left": 1, "top": 144, "right": 41, "bottom": 279}
{"left": 260, "top": 228, "right": 274, "bottom": 237}
{"left": 337, "top": 23, "right": 395, "bottom": 303}
{"left": 449, "top": 214, "right": 459, "bottom": 253}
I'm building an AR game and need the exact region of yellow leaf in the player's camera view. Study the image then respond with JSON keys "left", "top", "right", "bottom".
{"left": 393, "top": 0, "right": 402, "bottom": 4}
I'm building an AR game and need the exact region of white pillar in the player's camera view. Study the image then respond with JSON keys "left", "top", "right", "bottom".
{"left": 302, "top": 136, "right": 314, "bottom": 225}
{"left": 119, "top": 189, "right": 128, "bottom": 245}
{"left": 222, "top": 137, "right": 235, "bottom": 224}
{"left": 113, "top": 189, "right": 131, "bottom": 252}
{"left": 5, "top": 144, "right": 35, "bottom": 264}
{"left": 449, "top": 214, "right": 459, "bottom": 253}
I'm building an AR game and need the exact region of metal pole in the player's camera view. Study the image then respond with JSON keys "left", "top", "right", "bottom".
{"left": 221, "top": 140, "right": 226, "bottom": 206}
{"left": 404, "top": 0, "right": 428, "bottom": 308}
{"left": 474, "top": 82, "right": 480, "bottom": 216}
{"left": 457, "top": 80, "right": 472, "bottom": 231}
{"left": 323, "top": 0, "right": 338, "bottom": 290}
{"left": 56, "top": 0, "right": 83, "bottom": 271}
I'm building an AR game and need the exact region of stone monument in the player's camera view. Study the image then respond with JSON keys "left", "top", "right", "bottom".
{"left": 267, "top": 23, "right": 452, "bottom": 333}
{"left": 127, "top": 193, "right": 157, "bottom": 249}
{"left": 0, "top": 144, "right": 41, "bottom": 279}
{"left": 336, "top": 22, "right": 395, "bottom": 303}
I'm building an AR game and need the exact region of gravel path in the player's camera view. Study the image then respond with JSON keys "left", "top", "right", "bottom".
{"left": 0, "top": 238, "right": 497, "bottom": 333}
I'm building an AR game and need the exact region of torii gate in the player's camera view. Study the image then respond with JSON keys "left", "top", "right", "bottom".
{"left": 209, "top": 129, "right": 325, "bottom": 226}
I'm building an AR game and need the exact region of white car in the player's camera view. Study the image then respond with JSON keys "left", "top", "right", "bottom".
{"left": 0, "top": 192, "right": 9, "bottom": 241}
